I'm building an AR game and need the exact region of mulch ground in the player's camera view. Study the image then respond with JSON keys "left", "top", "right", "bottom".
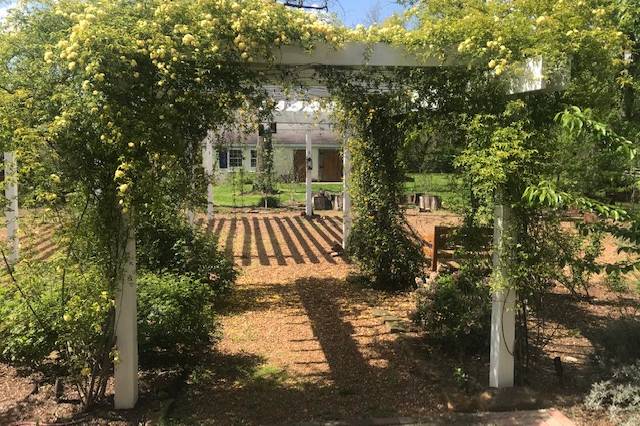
{"left": 0, "top": 208, "right": 637, "bottom": 425}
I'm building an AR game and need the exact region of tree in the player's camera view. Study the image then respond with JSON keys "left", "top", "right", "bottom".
{"left": 0, "top": 0, "right": 343, "bottom": 408}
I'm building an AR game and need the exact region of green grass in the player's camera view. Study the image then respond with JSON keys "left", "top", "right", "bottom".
{"left": 211, "top": 173, "right": 462, "bottom": 209}
{"left": 404, "top": 173, "right": 464, "bottom": 210}
{"left": 212, "top": 180, "right": 343, "bottom": 208}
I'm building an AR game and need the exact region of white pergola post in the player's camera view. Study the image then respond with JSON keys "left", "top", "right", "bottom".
{"left": 305, "top": 132, "right": 313, "bottom": 216}
{"left": 4, "top": 151, "right": 19, "bottom": 265}
{"left": 490, "top": 204, "right": 516, "bottom": 388}
{"left": 342, "top": 143, "right": 352, "bottom": 249}
{"left": 202, "top": 132, "right": 215, "bottom": 227}
{"left": 114, "top": 211, "right": 138, "bottom": 409}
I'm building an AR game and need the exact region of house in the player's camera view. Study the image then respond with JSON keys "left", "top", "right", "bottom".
{"left": 213, "top": 123, "right": 344, "bottom": 182}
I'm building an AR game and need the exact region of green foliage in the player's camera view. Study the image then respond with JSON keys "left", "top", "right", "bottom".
{"left": 412, "top": 259, "right": 492, "bottom": 354}
{"left": 454, "top": 100, "right": 542, "bottom": 223}
{"left": 598, "top": 318, "right": 640, "bottom": 364}
{"left": 136, "top": 212, "right": 236, "bottom": 297}
{"left": 586, "top": 361, "right": 640, "bottom": 426}
{"left": 0, "top": 261, "right": 221, "bottom": 371}
{"left": 0, "top": 260, "right": 113, "bottom": 408}
{"left": 0, "top": 261, "right": 112, "bottom": 367}
{"left": 137, "top": 272, "right": 218, "bottom": 364}
{"left": 336, "top": 96, "right": 425, "bottom": 291}
{"left": 254, "top": 131, "right": 276, "bottom": 194}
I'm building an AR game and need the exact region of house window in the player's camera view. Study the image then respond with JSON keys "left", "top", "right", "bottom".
{"left": 229, "top": 149, "right": 243, "bottom": 168}
{"left": 218, "top": 150, "right": 228, "bottom": 169}
{"left": 250, "top": 150, "right": 257, "bottom": 168}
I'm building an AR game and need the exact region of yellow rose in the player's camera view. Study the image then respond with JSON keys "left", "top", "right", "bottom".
{"left": 182, "top": 34, "right": 196, "bottom": 45}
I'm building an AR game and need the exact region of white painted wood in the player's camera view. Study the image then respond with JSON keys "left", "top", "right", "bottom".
{"left": 186, "top": 209, "right": 195, "bottom": 226}
{"left": 508, "top": 57, "right": 569, "bottom": 94}
{"left": 4, "top": 152, "right": 19, "bottom": 265}
{"left": 342, "top": 144, "right": 352, "bottom": 248}
{"left": 271, "top": 42, "right": 450, "bottom": 68}
{"left": 490, "top": 204, "right": 516, "bottom": 388}
{"left": 114, "top": 211, "right": 138, "bottom": 409}
{"left": 202, "top": 132, "right": 215, "bottom": 225}
{"left": 261, "top": 44, "right": 568, "bottom": 100}
{"left": 305, "top": 133, "right": 313, "bottom": 216}
{"left": 273, "top": 100, "right": 333, "bottom": 124}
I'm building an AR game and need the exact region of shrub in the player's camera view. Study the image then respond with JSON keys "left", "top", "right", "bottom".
{"left": 598, "top": 318, "right": 640, "bottom": 364}
{"left": 349, "top": 220, "right": 425, "bottom": 291}
{"left": 0, "top": 261, "right": 114, "bottom": 408}
{"left": 585, "top": 361, "right": 640, "bottom": 425}
{"left": 0, "top": 263, "right": 220, "bottom": 371}
{"left": 256, "top": 195, "right": 280, "bottom": 208}
{"left": 138, "top": 272, "right": 219, "bottom": 364}
{"left": 136, "top": 213, "right": 236, "bottom": 298}
{"left": 412, "top": 261, "right": 492, "bottom": 354}
{"left": 0, "top": 261, "right": 110, "bottom": 368}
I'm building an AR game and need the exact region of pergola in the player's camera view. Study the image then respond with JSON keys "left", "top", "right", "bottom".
{"left": 3, "top": 41, "right": 566, "bottom": 409}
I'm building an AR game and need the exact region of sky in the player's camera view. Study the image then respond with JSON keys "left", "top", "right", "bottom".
{"left": 0, "top": 3, "right": 10, "bottom": 21}
{"left": 0, "top": 1, "right": 407, "bottom": 27}
{"left": 323, "top": 0, "right": 407, "bottom": 27}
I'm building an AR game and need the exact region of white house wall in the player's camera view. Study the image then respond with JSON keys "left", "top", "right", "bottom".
{"left": 273, "top": 147, "right": 294, "bottom": 179}
{"left": 211, "top": 145, "right": 337, "bottom": 182}
{"left": 312, "top": 148, "right": 320, "bottom": 181}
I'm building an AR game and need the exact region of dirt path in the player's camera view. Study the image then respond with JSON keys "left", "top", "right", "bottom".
{"left": 171, "top": 211, "right": 467, "bottom": 424}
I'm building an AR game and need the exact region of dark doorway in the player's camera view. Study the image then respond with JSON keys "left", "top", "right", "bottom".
{"left": 319, "top": 149, "right": 342, "bottom": 182}
{"left": 294, "top": 149, "right": 306, "bottom": 182}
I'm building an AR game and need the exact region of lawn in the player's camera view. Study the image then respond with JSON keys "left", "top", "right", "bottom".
{"left": 211, "top": 173, "right": 462, "bottom": 209}
{"left": 212, "top": 179, "right": 343, "bottom": 207}
{"left": 404, "top": 173, "right": 463, "bottom": 209}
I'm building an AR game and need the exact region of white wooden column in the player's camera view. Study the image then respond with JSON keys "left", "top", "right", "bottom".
{"left": 202, "top": 132, "right": 215, "bottom": 226}
{"left": 342, "top": 143, "right": 352, "bottom": 248}
{"left": 305, "top": 132, "right": 313, "bottom": 216}
{"left": 114, "top": 211, "right": 138, "bottom": 409}
{"left": 4, "top": 151, "right": 19, "bottom": 265}
{"left": 490, "top": 204, "right": 516, "bottom": 388}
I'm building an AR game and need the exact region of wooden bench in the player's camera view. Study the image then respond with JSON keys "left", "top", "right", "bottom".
{"left": 421, "top": 226, "right": 454, "bottom": 271}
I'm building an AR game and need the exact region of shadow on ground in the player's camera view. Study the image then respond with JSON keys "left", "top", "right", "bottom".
{"left": 168, "top": 277, "right": 471, "bottom": 425}
{"left": 510, "top": 288, "right": 640, "bottom": 409}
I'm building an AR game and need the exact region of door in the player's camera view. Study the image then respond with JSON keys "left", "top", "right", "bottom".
{"left": 293, "top": 149, "right": 306, "bottom": 182}
{"left": 319, "top": 149, "right": 342, "bottom": 182}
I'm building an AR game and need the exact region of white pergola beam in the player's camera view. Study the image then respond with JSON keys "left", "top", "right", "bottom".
{"left": 202, "top": 132, "right": 215, "bottom": 227}
{"left": 305, "top": 133, "right": 313, "bottom": 216}
{"left": 490, "top": 204, "right": 516, "bottom": 388}
{"left": 342, "top": 144, "right": 352, "bottom": 249}
{"left": 272, "top": 111, "right": 332, "bottom": 125}
{"left": 272, "top": 42, "right": 453, "bottom": 68}
{"left": 114, "top": 211, "right": 138, "bottom": 409}
{"left": 4, "top": 151, "right": 19, "bottom": 265}
{"left": 264, "top": 43, "right": 567, "bottom": 98}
